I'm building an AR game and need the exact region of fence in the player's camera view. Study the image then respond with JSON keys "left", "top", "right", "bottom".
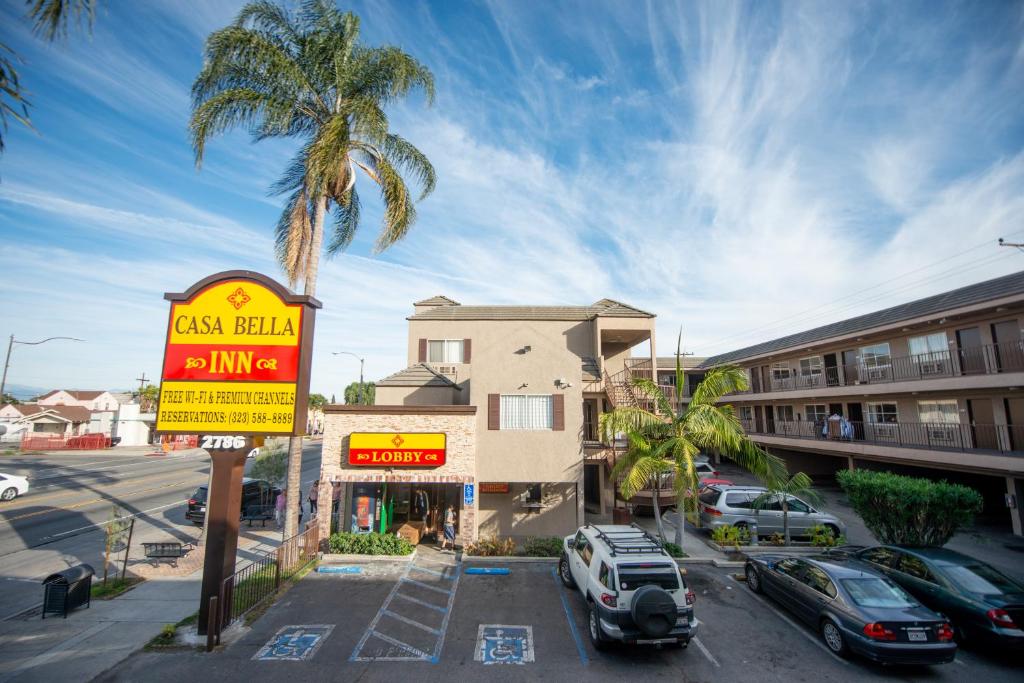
{"left": 20, "top": 433, "right": 112, "bottom": 451}
{"left": 206, "top": 524, "right": 319, "bottom": 649}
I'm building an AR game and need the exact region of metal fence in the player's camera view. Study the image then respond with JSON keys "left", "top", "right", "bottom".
{"left": 20, "top": 433, "right": 112, "bottom": 451}
{"left": 207, "top": 524, "right": 319, "bottom": 649}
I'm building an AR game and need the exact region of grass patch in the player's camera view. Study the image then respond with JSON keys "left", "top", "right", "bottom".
{"left": 91, "top": 577, "right": 143, "bottom": 599}
{"left": 144, "top": 611, "right": 200, "bottom": 651}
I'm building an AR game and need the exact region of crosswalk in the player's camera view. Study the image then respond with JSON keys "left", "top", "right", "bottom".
{"left": 349, "top": 547, "right": 461, "bottom": 663}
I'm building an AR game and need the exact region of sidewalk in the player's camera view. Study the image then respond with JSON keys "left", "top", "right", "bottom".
{"left": 585, "top": 509, "right": 730, "bottom": 563}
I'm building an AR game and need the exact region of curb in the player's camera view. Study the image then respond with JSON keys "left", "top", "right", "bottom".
{"left": 463, "top": 556, "right": 559, "bottom": 563}
{"left": 320, "top": 548, "right": 418, "bottom": 563}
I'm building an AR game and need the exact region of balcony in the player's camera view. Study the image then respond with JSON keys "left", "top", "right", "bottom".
{"left": 736, "top": 343, "right": 1024, "bottom": 396}
{"left": 740, "top": 418, "right": 1024, "bottom": 457}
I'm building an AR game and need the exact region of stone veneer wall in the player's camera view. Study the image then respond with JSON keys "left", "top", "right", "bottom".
{"left": 316, "top": 405, "right": 477, "bottom": 546}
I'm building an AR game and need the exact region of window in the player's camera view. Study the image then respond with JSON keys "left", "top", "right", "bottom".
{"left": 943, "top": 564, "right": 1023, "bottom": 596}
{"left": 841, "top": 578, "right": 917, "bottom": 608}
{"left": 802, "top": 566, "right": 838, "bottom": 598}
{"left": 427, "top": 339, "right": 464, "bottom": 363}
{"left": 771, "top": 362, "right": 791, "bottom": 381}
{"left": 724, "top": 492, "right": 757, "bottom": 509}
{"left": 898, "top": 555, "right": 938, "bottom": 585}
{"left": 917, "top": 400, "right": 959, "bottom": 424}
{"left": 866, "top": 403, "right": 898, "bottom": 424}
{"left": 577, "top": 539, "right": 593, "bottom": 566}
{"left": 500, "top": 395, "right": 553, "bottom": 430}
{"left": 599, "top": 562, "right": 614, "bottom": 589}
{"left": 739, "top": 406, "right": 754, "bottom": 422}
{"left": 908, "top": 332, "right": 949, "bottom": 357}
{"left": 799, "top": 357, "right": 823, "bottom": 386}
{"left": 861, "top": 547, "right": 900, "bottom": 569}
{"left": 785, "top": 496, "right": 811, "bottom": 513}
{"left": 617, "top": 564, "right": 679, "bottom": 591}
{"left": 574, "top": 531, "right": 587, "bottom": 551}
{"left": 775, "top": 558, "right": 806, "bottom": 578}
{"left": 860, "top": 342, "right": 892, "bottom": 379}
{"left": 776, "top": 405, "right": 794, "bottom": 423}
{"left": 805, "top": 404, "right": 827, "bottom": 424}
{"left": 524, "top": 484, "right": 542, "bottom": 504}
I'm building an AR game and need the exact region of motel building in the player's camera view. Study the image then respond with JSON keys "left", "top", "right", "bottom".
{"left": 315, "top": 296, "right": 667, "bottom": 545}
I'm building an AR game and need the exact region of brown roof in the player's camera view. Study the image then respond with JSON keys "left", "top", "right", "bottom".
{"left": 376, "top": 364, "right": 462, "bottom": 389}
{"left": 408, "top": 298, "right": 654, "bottom": 321}
{"left": 414, "top": 295, "right": 461, "bottom": 306}
{"left": 38, "top": 389, "right": 107, "bottom": 401}
{"left": 9, "top": 404, "right": 46, "bottom": 417}
{"left": 656, "top": 356, "right": 708, "bottom": 370}
{"left": 19, "top": 405, "right": 92, "bottom": 423}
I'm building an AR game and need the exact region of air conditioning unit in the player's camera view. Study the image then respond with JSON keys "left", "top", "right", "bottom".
{"left": 436, "top": 365, "right": 457, "bottom": 375}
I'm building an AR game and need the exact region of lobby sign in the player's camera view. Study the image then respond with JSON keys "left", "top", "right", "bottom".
{"left": 156, "top": 271, "right": 320, "bottom": 436}
{"left": 480, "top": 482, "right": 509, "bottom": 494}
{"left": 348, "top": 432, "right": 447, "bottom": 466}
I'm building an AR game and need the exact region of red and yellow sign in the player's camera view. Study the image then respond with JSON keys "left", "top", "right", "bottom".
{"left": 348, "top": 433, "right": 447, "bottom": 467}
{"left": 480, "top": 482, "right": 510, "bottom": 494}
{"left": 156, "top": 271, "right": 319, "bottom": 436}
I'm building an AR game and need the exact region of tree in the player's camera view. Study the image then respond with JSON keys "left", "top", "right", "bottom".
{"left": 837, "top": 469, "right": 983, "bottom": 546}
{"left": 133, "top": 383, "right": 159, "bottom": 412}
{"left": 601, "top": 332, "right": 789, "bottom": 547}
{"left": 752, "top": 472, "right": 821, "bottom": 546}
{"left": 190, "top": 0, "right": 435, "bottom": 537}
{"left": 249, "top": 443, "right": 287, "bottom": 487}
{"left": 344, "top": 381, "right": 374, "bottom": 405}
{"left": 330, "top": 393, "right": 337, "bottom": 404}
{"left": 308, "top": 393, "right": 326, "bottom": 411}
{"left": 609, "top": 432, "right": 673, "bottom": 541}
{"left": 1, "top": 393, "right": 20, "bottom": 405}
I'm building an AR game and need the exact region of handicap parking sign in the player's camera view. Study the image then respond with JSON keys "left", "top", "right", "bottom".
{"left": 474, "top": 625, "right": 534, "bottom": 665}
{"left": 253, "top": 625, "right": 334, "bottom": 661}
{"left": 464, "top": 483, "right": 475, "bottom": 506}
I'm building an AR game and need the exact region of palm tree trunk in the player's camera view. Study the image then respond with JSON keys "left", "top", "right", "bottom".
{"left": 674, "top": 488, "right": 685, "bottom": 547}
{"left": 283, "top": 196, "right": 328, "bottom": 538}
{"left": 651, "top": 479, "right": 666, "bottom": 541}
{"left": 783, "top": 499, "right": 790, "bottom": 546}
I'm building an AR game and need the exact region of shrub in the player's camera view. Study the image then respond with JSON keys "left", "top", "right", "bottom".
{"left": 808, "top": 524, "right": 846, "bottom": 547}
{"left": 328, "top": 532, "right": 414, "bottom": 555}
{"left": 662, "top": 542, "right": 686, "bottom": 558}
{"left": 837, "top": 469, "right": 983, "bottom": 546}
{"left": 710, "top": 524, "right": 749, "bottom": 548}
{"left": 765, "top": 533, "right": 786, "bottom": 546}
{"left": 466, "top": 536, "right": 516, "bottom": 556}
{"left": 521, "top": 536, "right": 564, "bottom": 557}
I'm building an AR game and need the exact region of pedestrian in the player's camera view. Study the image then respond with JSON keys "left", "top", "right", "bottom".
{"left": 275, "top": 489, "right": 287, "bottom": 528}
{"left": 440, "top": 504, "right": 456, "bottom": 552}
{"left": 308, "top": 480, "right": 319, "bottom": 515}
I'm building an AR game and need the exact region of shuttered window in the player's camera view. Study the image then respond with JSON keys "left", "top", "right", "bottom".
{"left": 427, "top": 339, "right": 464, "bottom": 363}
{"left": 499, "top": 395, "right": 553, "bottom": 430}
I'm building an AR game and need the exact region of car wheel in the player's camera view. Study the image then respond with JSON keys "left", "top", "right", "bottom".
{"left": 820, "top": 619, "right": 849, "bottom": 658}
{"left": 559, "top": 555, "right": 576, "bottom": 588}
{"left": 745, "top": 564, "right": 762, "bottom": 593}
{"left": 1, "top": 487, "right": 17, "bottom": 501}
{"left": 824, "top": 524, "right": 840, "bottom": 539}
{"left": 588, "top": 603, "right": 609, "bottom": 651}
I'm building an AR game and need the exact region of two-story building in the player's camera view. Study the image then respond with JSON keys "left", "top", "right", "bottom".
{"left": 701, "top": 270, "right": 1024, "bottom": 536}
{"left": 315, "top": 296, "right": 661, "bottom": 544}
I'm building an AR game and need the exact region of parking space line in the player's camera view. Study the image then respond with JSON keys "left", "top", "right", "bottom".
{"left": 370, "top": 630, "right": 430, "bottom": 659}
{"left": 409, "top": 564, "right": 451, "bottom": 579}
{"left": 429, "top": 561, "right": 461, "bottom": 664}
{"left": 382, "top": 609, "right": 442, "bottom": 635}
{"left": 393, "top": 592, "right": 448, "bottom": 614}
{"left": 692, "top": 636, "right": 720, "bottom": 668}
{"left": 551, "top": 567, "right": 589, "bottom": 667}
{"left": 746, "top": 592, "right": 849, "bottom": 666}
{"left": 405, "top": 578, "right": 452, "bottom": 596}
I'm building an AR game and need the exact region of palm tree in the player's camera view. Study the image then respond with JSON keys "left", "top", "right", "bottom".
{"left": 752, "top": 472, "right": 822, "bottom": 546}
{"left": 601, "top": 334, "right": 789, "bottom": 547}
{"left": 190, "top": 0, "right": 436, "bottom": 536}
{"left": 609, "top": 432, "right": 674, "bottom": 541}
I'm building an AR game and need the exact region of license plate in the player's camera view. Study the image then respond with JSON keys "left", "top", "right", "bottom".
{"left": 199, "top": 506, "right": 206, "bottom": 512}
{"left": 908, "top": 631, "right": 927, "bottom": 641}
{"left": 636, "top": 638, "right": 676, "bottom": 645}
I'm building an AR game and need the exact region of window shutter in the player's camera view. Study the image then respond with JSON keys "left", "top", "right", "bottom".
{"left": 552, "top": 394, "right": 565, "bottom": 431}
{"left": 488, "top": 394, "right": 500, "bottom": 430}
{"left": 418, "top": 338, "right": 427, "bottom": 363}
{"left": 463, "top": 338, "right": 472, "bottom": 363}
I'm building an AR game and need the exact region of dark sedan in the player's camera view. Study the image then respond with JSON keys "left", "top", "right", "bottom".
{"left": 745, "top": 554, "right": 956, "bottom": 665}
{"left": 836, "top": 545, "right": 1024, "bottom": 651}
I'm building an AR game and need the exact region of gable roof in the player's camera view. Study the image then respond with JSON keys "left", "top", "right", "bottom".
{"left": 17, "top": 405, "right": 92, "bottom": 423}
{"left": 414, "top": 295, "right": 460, "bottom": 306}
{"left": 408, "top": 298, "right": 655, "bottom": 321}
{"left": 6, "top": 404, "right": 47, "bottom": 417}
{"left": 701, "top": 270, "right": 1024, "bottom": 367}
{"left": 376, "top": 364, "right": 462, "bottom": 389}
{"left": 37, "top": 389, "right": 108, "bottom": 401}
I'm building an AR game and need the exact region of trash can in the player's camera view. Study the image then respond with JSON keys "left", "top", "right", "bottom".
{"left": 612, "top": 506, "right": 633, "bottom": 525}
{"left": 42, "top": 564, "right": 94, "bottom": 619}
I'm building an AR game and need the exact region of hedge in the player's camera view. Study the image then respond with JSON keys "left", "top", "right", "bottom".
{"left": 328, "top": 532, "right": 414, "bottom": 555}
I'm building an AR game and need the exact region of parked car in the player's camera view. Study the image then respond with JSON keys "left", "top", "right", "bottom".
{"left": 186, "top": 478, "right": 280, "bottom": 525}
{"left": 0, "top": 424, "right": 29, "bottom": 443}
{"left": 745, "top": 554, "right": 957, "bottom": 665}
{"left": 559, "top": 524, "right": 696, "bottom": 650}
{"left": 0, "top": 472, "right": 29, "bottom": 501}
{"left": 698, "top": 484, "right": 845, "bottom": 538}
{"left": 832, "top": 545, "right": 1024, "bottom": 650}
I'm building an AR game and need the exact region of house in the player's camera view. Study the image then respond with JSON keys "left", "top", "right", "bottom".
{"left": 36, "top": 390, "right": 123, "bottom": 412}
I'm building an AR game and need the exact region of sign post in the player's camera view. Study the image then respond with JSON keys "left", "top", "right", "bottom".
{"left": 155, "top": 271, "right": 320, "bottom": 636}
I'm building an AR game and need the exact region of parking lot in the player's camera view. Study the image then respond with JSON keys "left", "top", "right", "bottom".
{"left": 99, "top": 549, "right": 1022, "bottom": 683}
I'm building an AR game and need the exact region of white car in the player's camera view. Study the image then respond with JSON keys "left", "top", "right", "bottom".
{"left": 0, "top": 472, "right": 28, "bottom": 501}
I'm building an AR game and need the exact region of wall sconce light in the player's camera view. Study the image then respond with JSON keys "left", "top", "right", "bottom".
{"left": 555, "top": 378, "right": 572, "bottom": 389}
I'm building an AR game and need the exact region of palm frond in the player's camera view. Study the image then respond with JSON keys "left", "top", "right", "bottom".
{"left": 382, "top": 133, "right": 436, "bottom": 199}
{"left": 688, "top": 365, "right": 748, "bottom": 407}
{"left": 274, "top": 187, "right": 312, "bottom": 287}
{"left": 599, "top": 405, "right": 660, "bottom": 442}
{"left": 327, "top": 185, "right": 360, "bottom": 253}
{"left": 26, "top": 0, "right": 96, "bottom": 41}
{"left": 0, "top": 43, "right": 33, "bottom": 154}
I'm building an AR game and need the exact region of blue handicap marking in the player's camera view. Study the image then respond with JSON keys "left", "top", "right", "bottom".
{"left": 318, "top": 565, "right": 362, "bottom": 574}
{"left": 253, "top": 625, "right": 334, "bottom": 661}
{"left": 463, "top": 483, "right": 475, "bottom": 506}
{"left": 475, "top": 625, "right": 534, "bottom": 665}
{"left": 465, "top": 567, "right": 509, "bottom": 575}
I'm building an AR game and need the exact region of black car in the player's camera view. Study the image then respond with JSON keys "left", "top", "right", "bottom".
{"left": 186, "top": 478, "right": 279, "bottom": 525}
{"left": 836, "top": 545, "right": 1024, "bottom": 650}
{"left": 745, "top": 554, "right": 957, "bottom": 665}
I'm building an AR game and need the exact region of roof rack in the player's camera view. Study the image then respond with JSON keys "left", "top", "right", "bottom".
{"left": 592, "top": 523, "right": 666, "bottom": 557}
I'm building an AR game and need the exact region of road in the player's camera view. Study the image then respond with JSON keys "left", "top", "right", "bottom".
{"left": 0, "top": 440, "right": 323, "bottom": 620}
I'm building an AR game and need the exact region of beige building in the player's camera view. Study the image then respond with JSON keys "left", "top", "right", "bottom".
{"left": 701, "top": 270, "right": 1024, "bottom": 536}
{"left": 317, "top": 296, "right": 663, "bottom": 543}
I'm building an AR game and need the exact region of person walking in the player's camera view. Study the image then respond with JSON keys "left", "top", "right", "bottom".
{"left": 440, "top": 504, "right": 456, "bottom": 552}
{"left": 275, "top": 489, "right": 287, "bottom": 529}
{"left": 308, "top": 481, "right": 319, "bottom": 516}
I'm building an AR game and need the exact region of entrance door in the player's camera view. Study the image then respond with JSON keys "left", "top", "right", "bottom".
{"left": 991, "top": 320, "right": 1024, "bottom": 372}
{"left": 765, "top": 405, "right": 776, "bottom": 434}
{"left": 1005, "top": 398, "right": 1024, "bottom": 452}
{"left": 967, "top": 399, "right": 999, "bottom": 450}
{"left": 751, "top": 366, "right": 762, "bottom": 393}
{"left": 842, "top": 350, "right": 859, "bottom": 384}
{"left": 847, "top": 403, "right": 864, "bottom": 440}
{"left": 828, "top": 403, "right": 844, "bottom": 417}
{"left": 824, "top": 354, "right": 839, "bottom": 386}
{"left": 956, "top": 326, "right": 985, "bottom": 375}
{"left": 754, "top": 405, "right": 764, "bottom": 433}
{"left": 584, "top": 464, "right": 600, "bottom": 508}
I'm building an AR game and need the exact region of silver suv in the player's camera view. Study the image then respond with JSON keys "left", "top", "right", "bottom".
{"left": 698, "top": 485, "right": 846, "bottom": 538}
{"left": 559, "top": 524, "right": 697, "bottom": 650}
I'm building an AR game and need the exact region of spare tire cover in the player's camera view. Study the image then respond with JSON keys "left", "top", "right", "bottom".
{"left": 630, "top": 585, "right": 677, "bottom": 637}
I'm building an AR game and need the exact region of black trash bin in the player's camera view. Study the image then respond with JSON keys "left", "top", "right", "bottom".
{"left": 42, "top": 564, "right": 94, "bottom": 619}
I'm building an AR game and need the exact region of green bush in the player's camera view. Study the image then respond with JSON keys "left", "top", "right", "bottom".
{"left": 808, "top": 524, "right": 846, "bottom": 547}
{"left": 710, "top": 524, "right": 749, "bottom": 548}
{"left": 328, "top": 532, "right": 414, "bottom": 555}
{"left": 662, "top": 542, "right": 686, "bottom": 558}
{"left": 765, "top": 533, "right": 786, "bottom": 546}
{"left": 466, "top": 536, "right": 517, "bottom": 556}
{"left": 837, "top": 469, "right": 983, "bottom": 546}
{"left": 521, "top": 536, "right": 564, "bottom": 557}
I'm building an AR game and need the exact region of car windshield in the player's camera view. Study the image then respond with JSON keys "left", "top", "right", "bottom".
{"left": 841, "top": 578, "right": 918, "bottom": 608}
{"left": 699, "top": 489, "right": 720, "bottom": 506}
{"left": 191, "top": 487, "right": 207, "bottom": 503}
{"left": 617, "top": 563, "right": 680, "bottom": 591}
{"left": 943, "top": 563, "right": 1024, "bottom": 596}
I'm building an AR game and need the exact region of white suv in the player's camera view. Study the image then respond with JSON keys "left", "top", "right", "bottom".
{"left": 559, "top": 524, "right": 697, "bottom": 650}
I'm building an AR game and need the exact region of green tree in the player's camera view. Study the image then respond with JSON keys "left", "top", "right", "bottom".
{"left": 752, "top": 472, "right": 822, "bottom": 546}
{"left": 308, "top": 393, "right": 326, "bottom": 411}
{"left": 344, "top": 381, "right": 374, "bottom": 405}
{"left": 330, "top": 393, "right": 337, "bottom": 404}
{"left": 601, "top": 333, "right": 788, "bottom": 547}
{"left": 249, "top": 443, "right": 287, "bottom": 486}
{"left": 190, "top": 0, "right": 435, "bottom": 537}
{"left": 837, "top": 469, "right": 983, "bottom": 546}
{"left": 609, "top": 432, "right": 674, "bottom": 541}
{"left": 1, "top": 392, "right": 20, "bottom": 405}
{"left": 133, "top": 383, "right": 159, "bottom": 412}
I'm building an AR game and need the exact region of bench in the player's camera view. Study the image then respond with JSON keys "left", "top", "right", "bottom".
{"left": 242, "top": 504, "right": 275, "bottom": 527}
{"left": 143, "top": 542, "right": 192, "bottom": 567}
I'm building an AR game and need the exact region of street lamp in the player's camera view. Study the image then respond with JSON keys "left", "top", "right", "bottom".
{"left": 332, "top": 351, "right": 365, "bottom": 404}
{"left": 1, "top": 335, "right": 86, "bottom": 403}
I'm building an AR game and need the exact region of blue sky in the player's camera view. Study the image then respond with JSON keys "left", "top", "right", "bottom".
{"left": 1, "top": 0, "right": 1023, "bottom": 398}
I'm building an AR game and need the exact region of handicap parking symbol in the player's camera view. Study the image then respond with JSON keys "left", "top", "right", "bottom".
{"left": 474, "top": 625, "right": 534, "bottom": 665}
{"left": 253, "top": 624, "right": 334, "bottom": 661}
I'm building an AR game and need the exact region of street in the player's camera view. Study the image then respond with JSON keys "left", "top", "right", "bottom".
{"left": 0, "top": 441, "right": 323, "bottom": 620}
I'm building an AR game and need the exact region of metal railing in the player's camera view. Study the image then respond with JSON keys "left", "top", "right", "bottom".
{"left": 207, "top": 524, "right": 319, "bottom": 649}
{"left": 740, "top": 418, "right": 1024, "bottom": 455}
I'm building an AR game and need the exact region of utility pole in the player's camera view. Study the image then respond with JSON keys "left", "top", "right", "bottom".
{"left": 135, "top": 372, "right": 149, "bottom": 394}
{"left": 998, "top": 238, "right": 1024, "bottom": 252}
{"left": 332, "top": 351, "right": 366, "bottom": 404}
{"left": 1, "top": 335, "right": 85, "bottom": 404}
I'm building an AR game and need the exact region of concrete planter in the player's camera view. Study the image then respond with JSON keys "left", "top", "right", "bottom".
{"left": 320, "top": 548, "right": 418, "bottom": 563}
{"left": 463, "top": 555, "right": 558, "bottom": 563}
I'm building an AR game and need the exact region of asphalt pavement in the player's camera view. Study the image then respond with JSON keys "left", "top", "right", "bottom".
{"left": 0, "top": 441, "right": 323, "bottom": 620}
